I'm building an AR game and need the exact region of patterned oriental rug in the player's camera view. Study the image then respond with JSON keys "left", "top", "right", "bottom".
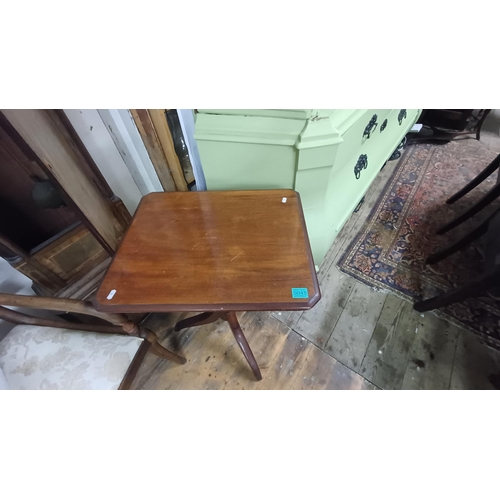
{"left": 338, "top": 139, "right": 500, "bottom": 348}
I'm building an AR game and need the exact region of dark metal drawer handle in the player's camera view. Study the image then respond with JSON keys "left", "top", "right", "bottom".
{"left": 363, "top": 114, "right": 378, "bottom": 139}
{"left": 380, "top": 119, "right": 388, "bottom": 132}
{"left": 398, "top": 109, "right": 407, "bottom": 125}
{"left": 354, "top": 154, "right": 368, "bottom": 179}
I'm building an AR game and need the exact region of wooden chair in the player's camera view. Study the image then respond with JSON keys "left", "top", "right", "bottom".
{"left": 437, "top": 152, "right": 500, "bottom": 235}
{"left": 0, "top": 293, "right": 186, "bottom": 390}
{"left": 414, "top": 209, "right": 500, "bottom": 313}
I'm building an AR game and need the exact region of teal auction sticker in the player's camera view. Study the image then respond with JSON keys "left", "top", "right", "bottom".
{"left": 292, "top": 288, "right": 309, "bottom": 299}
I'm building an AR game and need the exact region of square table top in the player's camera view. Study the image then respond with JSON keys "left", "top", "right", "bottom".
{"left": 94, "top": 189, "right": 320, "bottom": 313}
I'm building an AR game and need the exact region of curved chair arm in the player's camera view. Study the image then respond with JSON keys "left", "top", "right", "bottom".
{"left": 0, "top": 292, "right": 130, "bottom": 328}
{"left": 0, "top": 305, "right": 126, "bottom": 335}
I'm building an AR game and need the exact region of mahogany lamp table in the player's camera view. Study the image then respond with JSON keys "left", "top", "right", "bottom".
{"left": 94, "top": 190, "right": 320, "bottom": 381}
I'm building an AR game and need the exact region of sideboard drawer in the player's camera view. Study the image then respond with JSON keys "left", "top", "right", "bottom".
{"left": 334, "top": 109, "right": 392, "bottom": 170}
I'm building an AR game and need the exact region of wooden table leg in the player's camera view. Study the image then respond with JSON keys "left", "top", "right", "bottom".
{"left": 226, "top": 311, "right": 262, "bottom": 381}
{"left": 174, "top": 312, "right": 225, "bottom": 331}
{"left": 174, "top": 310, "right": 263, "bottom": 381}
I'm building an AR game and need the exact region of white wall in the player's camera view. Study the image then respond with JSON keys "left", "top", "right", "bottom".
{"left": 178, "top": 109, "right": 206, "bottom": 191}
{"left": 64, "top": 109, "right": 143, "bottom": 214}
{"left": 65, "top": 110, "right": 204, "bottom": 206}
{"left": 98, "top": 109, "right": 164, "bottom": 195}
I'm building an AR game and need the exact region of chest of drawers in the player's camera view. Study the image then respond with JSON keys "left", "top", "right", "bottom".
{"left": 194, "top": 109, "right": 421, "bottom": 264}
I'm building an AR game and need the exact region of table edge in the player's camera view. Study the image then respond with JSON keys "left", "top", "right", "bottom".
{"left": 94, "top": 189, "right": 322, "bottom": 314}
{"left": 92, "top": 291, "right": 321, "bottom": 314}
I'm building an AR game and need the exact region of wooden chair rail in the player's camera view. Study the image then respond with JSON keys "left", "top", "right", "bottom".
{"left": 0, "top": 292, "right": 129, "bottom": 327}
{"left": 0, "top": 305, "right": 125, "bottom": 335}
{"left": 130, "top": 109, "right": 188, "bottom": 192}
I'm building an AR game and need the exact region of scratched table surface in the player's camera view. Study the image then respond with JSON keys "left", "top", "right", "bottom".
{"left": 94, "top": 190, "right": 320, "bottom": 313}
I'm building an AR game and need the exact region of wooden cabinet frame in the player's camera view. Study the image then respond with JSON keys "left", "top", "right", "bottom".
{"left": 130, "top": 109, "right": 189, "bottom": 192}
{"left": 1, "top": 110, "right": 131, "bottom": 253}
{"left": 0, "top": 109, "right": 132, "bottom": 297}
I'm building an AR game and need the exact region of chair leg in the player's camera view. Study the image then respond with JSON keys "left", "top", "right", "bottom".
{"left": 437, "top": 182, "right": 500, "bottom": 235}
{"left": 174, "top": 312, "right": 225, "bottom": 332}
{"left": 119, "top": 341, "right": 151, "bottom": 390}
{"left": 225, "top": 312, "right": 262, "bottom": 381}
{"left": 446, "top": 152, "right": 500, "bottom": 204}
{"left": 475, "top": 109, "right": 491, "bottom": 142}
{"left": 426, "top": 217, "right": 490, "bottom": 264}
{"left": 413, "top": 272, "right": 498, "bottom": 313}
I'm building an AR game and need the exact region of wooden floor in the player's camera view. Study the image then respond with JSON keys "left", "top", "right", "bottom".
{"left": 132, "top": 112, "right": 500, "bottom": 390}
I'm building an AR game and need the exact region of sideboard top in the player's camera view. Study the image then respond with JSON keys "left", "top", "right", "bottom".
{"left": 197, "top": 109, "right": 331, "bottom": 120}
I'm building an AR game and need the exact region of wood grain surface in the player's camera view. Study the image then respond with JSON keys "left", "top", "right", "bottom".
{"left": 95, "top": 190, "right": 320, "bottom": 312}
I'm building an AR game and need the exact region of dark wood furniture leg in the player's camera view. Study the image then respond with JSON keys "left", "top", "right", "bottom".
{"left": 413, "top": 272, "right": 498, "bottom": 313}
{"left": 446, "top": 153, "right": 500, "bottom": 204}
{"left": 174, "top": 311, "right": 225, "bottom": 331}
{"left": 174, "top": 311, "right": 263, "bottom": 381}
{"left": 119, "top": 341, "right": 151, "bottom": 390}
{"left": 225, "top": 311, "right": 263, "bottom": 381}
{"left": 437, "top": 182, "right": 500, "bottom": 235}
{"left": 426, "top": 215, "right": 491, "bottom": 265}
{"left": 475, "top": 109, "right": 492, "bottom": 141}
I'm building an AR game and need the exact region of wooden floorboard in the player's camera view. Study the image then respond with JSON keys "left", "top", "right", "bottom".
{"left": 293, "top": 266, "right": 356, "bottom": 349}
{"left": 359, "top": 294, "right": 420, "bottom": 390}
{"left": 256, "top": 330, "right": 311, "bottom": 390}
{"left": 450, "top": 328, "right": 500, "bottom": 390}
{"left": 401, "top": 314, "right": 459, "bottom": 390}
{"left": 290, "top": 342, "right": 373, "bottom": 390}
{"left": 324, "top": 281, "right": 387, "bottom": 371}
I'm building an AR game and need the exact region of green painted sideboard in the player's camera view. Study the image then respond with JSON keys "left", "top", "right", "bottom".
{"left": 194, "top": 109, "right": 421, "bottom": 265}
